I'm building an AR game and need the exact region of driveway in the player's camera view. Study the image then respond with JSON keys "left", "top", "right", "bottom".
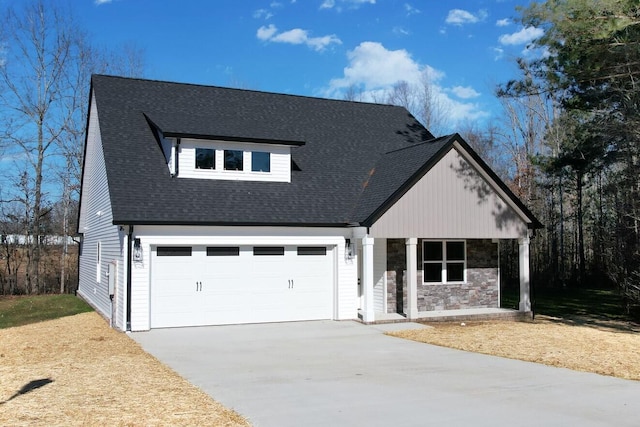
{"left": 132, "top": 321, "right": 640, "bottom": 427}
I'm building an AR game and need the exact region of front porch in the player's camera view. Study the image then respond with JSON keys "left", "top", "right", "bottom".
{"left": 356, "top": 234, "right": 532, "bottom": 324}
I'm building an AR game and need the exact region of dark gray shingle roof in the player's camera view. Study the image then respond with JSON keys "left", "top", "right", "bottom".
{"left": 91, "top": 75, "right": 437, "bottom": 226}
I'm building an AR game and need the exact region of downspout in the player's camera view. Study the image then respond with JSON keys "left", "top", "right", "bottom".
{"left": 126, "top": 225, "right": 133, "bottom": 331}
{"left": 175, "top": 138, "right": 180, "bottom": 176}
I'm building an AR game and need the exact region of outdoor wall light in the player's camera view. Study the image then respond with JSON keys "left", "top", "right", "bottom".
{"left": 345, "top": 238, "right": 354, "bottom": 260}
{"left": 133, "top": 238, "right": 142, "bottom": 261}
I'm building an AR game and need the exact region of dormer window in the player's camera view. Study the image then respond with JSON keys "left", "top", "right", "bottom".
{"left": 251, "top": 151, "right": 270, "bottom": 172}
{"left": 176, "top": 138, "right": 296, "bottom": 183}
{"left": 196, "top": 148, "right": 215, "bottom": 169}
{"left": 224, "top": 150, "right": 243, "bottom": 170}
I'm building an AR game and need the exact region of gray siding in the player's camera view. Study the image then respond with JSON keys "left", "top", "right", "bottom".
{"left": 370, "top": 147, "right": 528, "bottom": 239}
{"left": 78, "top": 92, "right": 126, "bottom": 328}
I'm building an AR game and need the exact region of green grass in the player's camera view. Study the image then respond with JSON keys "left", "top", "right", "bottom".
{"left": 0, "top": 294, "right": 93, "bottom": 329}
{"left": 502, "top": 286, "right": 629, "bottom": 321}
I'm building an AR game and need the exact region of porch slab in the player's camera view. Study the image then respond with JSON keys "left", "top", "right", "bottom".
{"left": 360, "top": 308, "right": 530, "bottom": 324}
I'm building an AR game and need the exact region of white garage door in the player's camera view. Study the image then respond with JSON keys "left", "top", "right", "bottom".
{"left": 150, "top": 245, "right": 334, "bottom": 328}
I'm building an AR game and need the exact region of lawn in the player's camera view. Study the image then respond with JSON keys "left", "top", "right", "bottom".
{"left": 392, "top": 286, "right": 640, "bottom": 381}
{"left": 0, "top": 312, "right": 250, "bottom": 426}
{"left": 0, "top": 294, "right": 93, "bottom": 329}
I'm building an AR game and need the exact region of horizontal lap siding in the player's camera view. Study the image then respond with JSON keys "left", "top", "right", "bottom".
{"left": 178, "top": 139, "right": 290, "bottom": 182}
{"left": 78, "top": 92, "right": 125, "bottom": 328}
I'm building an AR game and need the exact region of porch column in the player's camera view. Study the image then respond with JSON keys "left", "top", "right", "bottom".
{"left": 519, "top": 233, "right": 531, "bottom": 312}
{"left": 406, "top": 238, "right": 418, "bottom": 319}
{"left": 361, "top": 236, "right": 375, "bottom": 323}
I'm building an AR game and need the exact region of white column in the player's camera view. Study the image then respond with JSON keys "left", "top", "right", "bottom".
{"left": 519, "top": 233, "right": 531, "bottom": 312}
{"left": 406, "top": 238, "right": 418, "bottom": 319}
{"left": 361, "top": 236, "right": 375, "bottom": 323}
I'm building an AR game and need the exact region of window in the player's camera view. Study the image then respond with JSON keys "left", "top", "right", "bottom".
{"left": 423, "top": 240, "right": 466, "bottom": 283}
{"left": 251, "top": 151, "right": 270, "bottom": 172}
{"left": 224, "top": 150, "right": 243, "bottom": 170}
{"left": 157, "top": 247, "right": 192, "bottom": 256}
{"left": 253, "top": 246, "right": 284, "bottom": 256}
{"left": 207, "top": 247, "right": 240, "bottom": 256}
{"left": 297, "top": 246, "right": 326, "bottom": 256}
{"left": 195, "top": 148, "right": 215, "bottom": 169}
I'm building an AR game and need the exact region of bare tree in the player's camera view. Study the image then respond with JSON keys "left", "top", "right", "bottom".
{"left": 0, "top": 0, "right": 145, "bottom": 294}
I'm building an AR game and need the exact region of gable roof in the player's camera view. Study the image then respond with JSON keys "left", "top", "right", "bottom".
{"left": 87, "top": 75, "right": 539, "bottom": 229}
{"left": 90, "top": 75, "right": 434, "bottom": 226}
{"left": 353, "top": 133, "right": 542, "bottom": 229}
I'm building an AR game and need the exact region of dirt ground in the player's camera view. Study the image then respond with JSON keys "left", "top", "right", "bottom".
{"left": 0, "top": 312, "right": 249, "bottom": 426}
{"left": 389, "top": 315, "right": 640, "bottom": 381}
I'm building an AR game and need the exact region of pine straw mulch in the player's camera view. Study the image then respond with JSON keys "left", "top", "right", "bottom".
{"left": 0, "top": 312, "right": 250, "bottom": 427}
{"left": 388, "top": 315, "right": 640, "bottom": 381}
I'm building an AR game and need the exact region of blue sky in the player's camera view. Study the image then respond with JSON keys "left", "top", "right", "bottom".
{"left": 81, "top": 0, "right": 539, "bottom": 133}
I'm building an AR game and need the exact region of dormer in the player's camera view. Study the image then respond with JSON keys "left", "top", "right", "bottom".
{"left": 145, "top": 113, "right": 304, "bottom": 183}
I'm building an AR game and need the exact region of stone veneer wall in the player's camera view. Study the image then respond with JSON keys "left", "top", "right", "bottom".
{"left": 386, "top": 239, "right": 499, "bottom": 313}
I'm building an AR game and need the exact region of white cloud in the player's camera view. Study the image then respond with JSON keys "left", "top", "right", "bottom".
{"left": 320, "top": 0, "right": 335, "bottom": 9}
{"left": 451, "top": 86, "right": 480, "bottom": 99}
{"left": 324, "top": 42, "right": 488, "bottom": 128}
{"left": 493, "top": 47, "right": 504, "bottom": 60}
{"left": 253, "top": 9, "right": 274, "bottom": 20}
{"left": 320, "top": 0, "right": 375, "bottom": 10}
{"left": 498, "top": 26, "right": 543, "bottom": 45}
{"left": 257, "top": 24, "right": 278, "bottom": 41}
{"left": 496, "top": 18, "right": 510, "bottom": 27}
{"left": 405, "top": 3, "right": 420, "bottom": 16}
{"left": 94, "top": 0, "right": 112, "bottom": 4}
{"left": 393, "top": 26, "right": 410, "bottom": 36}
{"left": 445, "top": 9, "right": 487, "bottom": 26}
{"left": 256, "top": 25, "right": 341, "bottom": 51}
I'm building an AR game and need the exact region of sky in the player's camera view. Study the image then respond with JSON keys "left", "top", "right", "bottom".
{"left": 69, "top": 0, "right": 543, "bottom": 134}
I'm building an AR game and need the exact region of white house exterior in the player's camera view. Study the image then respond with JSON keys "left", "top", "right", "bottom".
{"left": 78, "top": 75, "right": 540, "bottom": 331}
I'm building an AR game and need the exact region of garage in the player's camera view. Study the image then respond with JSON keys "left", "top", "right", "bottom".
{"left": 150, "top": 245, "right": 334, "bottom": 328}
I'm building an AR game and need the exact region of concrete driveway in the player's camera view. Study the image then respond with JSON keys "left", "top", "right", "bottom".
{"left": 132, "top": 321, "right": 640, "bottom": 427}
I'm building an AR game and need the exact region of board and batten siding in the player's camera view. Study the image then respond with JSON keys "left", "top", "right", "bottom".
{"left": 370, "top": 147, "right": 529, "bottom": 239}
{"left": 128, "top": 225, "right": 359, "bottom": 331}
{"left": 77, "top": 91, "right": 126, "bottom": 329}
{"left": 177, "top": 139, "right": 291, "bottom": 182}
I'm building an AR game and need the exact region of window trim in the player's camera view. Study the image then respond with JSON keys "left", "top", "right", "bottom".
{"left": 251, "top": 151, "right": 271, "bottom": 173}
{"left": 195, "top": 147, "right": 215, "bottom": 170}
{"left": 422, "top": 240, "right": 466, "bottom": 284}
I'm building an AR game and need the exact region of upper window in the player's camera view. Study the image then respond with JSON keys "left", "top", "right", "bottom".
{"left": 195, "top": 148, "right": 215, "bottom": 169}
{"left": 251, "top": 151, "right": 270, "bottom": 172}
{"left": 224, "top": 150, "right": 243, "bottom": 170}
{"left": 423, "top": 240, "right": 466, "bottom": 283}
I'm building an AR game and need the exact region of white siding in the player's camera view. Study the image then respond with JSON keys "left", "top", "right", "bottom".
{"left": 77, "top": 92, "right": 126, "bottom": 329}
{"left": 370, "top": 147, "right": 529, "bottom": 239}
{"left": 129, "top": 225, "right": 359, "bottom": 330}
{"left": 373, "top": 239, "right": 387, "bottom": 313}
{"left": 177, "top": 139, "right": 291, "bottom": 182}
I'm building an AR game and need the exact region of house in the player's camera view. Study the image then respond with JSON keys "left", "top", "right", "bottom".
{"left": 77, "top": 75, "right": 540, "bottom": 331}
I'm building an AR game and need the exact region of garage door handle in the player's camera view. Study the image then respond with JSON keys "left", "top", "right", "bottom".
{"left": 196, "top": 281, "right": 202, "bottom": 292}
{"left": 289, "top": 279, "right": 294, "bottom": 289}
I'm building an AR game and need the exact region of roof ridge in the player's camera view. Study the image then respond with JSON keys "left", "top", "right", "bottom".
{"left": 382, "top": 133, "right": 456, "bottom": 155}
{"left": 92, "top": 74, "right": 409, "bottom": 110}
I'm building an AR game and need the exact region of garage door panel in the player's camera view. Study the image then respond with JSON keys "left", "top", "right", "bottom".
{"left": 151, "top": 244, "right": 334, "bottom": 327}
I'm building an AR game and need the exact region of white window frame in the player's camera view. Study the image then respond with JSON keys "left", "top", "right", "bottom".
{"left": 422, "top": 240, "right": 466, "bottom": 284}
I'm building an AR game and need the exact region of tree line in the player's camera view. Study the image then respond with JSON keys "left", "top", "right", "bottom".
{"left": 0, "top": 0, "right": 144, "bottom": 295}
{"left": 2, "top": 0, "right": 638, "bottom": 315}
